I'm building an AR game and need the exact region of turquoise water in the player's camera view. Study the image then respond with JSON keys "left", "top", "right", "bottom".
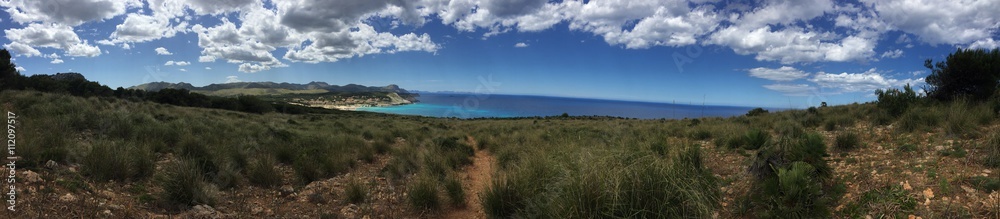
{"left": 358, "top": 93, "right": 762, "bottom": 119}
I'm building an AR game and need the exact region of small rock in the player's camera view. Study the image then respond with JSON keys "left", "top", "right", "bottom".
{"left": 45, "top": 160, "right": 59, "bottom": 169}
{"left": 102, "top": 210, "right": 113, "bottom": 217}
{"left": 100, "top": 190, "right": 115, "bottom": 199}
{"left": 923, "top": 188, "right": 934, "bottom": 199}
{"left": 985, "top": 169, "right": 993, "bottom": 174}
{"left": 961, "top": 185, "right": 976, "bottom": 194}
{"left": 60, "top": 193, "right": 77, "bottom": 202}
{"left": 902, "top": 181, "right": 912, "bottom": 191}
{"left": 280, "top": 185, "right": 295, "bottom": 197}
{"left": 22, "top": 170, "right": 42, "bottom": 183}
{"left": 191, "top": 205, "right": 218, "bottom": 218}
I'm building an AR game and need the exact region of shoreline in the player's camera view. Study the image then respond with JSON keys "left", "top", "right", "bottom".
{"left": 290, "top": 102, "right": 413, "bottom": 111}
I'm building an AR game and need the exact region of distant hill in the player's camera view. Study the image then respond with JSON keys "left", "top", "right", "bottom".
{"left": 130, "top": 81, "right": 410, "bottom": 94}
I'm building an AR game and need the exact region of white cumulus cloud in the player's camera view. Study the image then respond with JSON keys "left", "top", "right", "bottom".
{"left": 514, "top": 42, "right": 528, "bottom": 48}
{"left": 225, "top": 75, "right": 241, "bottom": 83}
{"left": 155, "top": 47, "right": 173, "bottom": 55}
{"left": 748, "top": 66, "right": 809, "bottom": 81}
{"left": 3, "top": 23, "right": 101, "bottom": 57}
{"left": 763, "top": 84, "right": 818, "bottom": 96}
{"left": 880, "top": 49, "right": 903, "bottom": 58}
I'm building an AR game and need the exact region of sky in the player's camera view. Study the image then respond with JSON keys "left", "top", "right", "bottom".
{"left": 1, "top": 0, "right": 998, "bottom": 108}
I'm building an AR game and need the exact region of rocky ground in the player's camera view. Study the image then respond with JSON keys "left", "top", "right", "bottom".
{"left": 703, "top": 123, "right": 1000, "bottom": 218}
{"left": 2, "top": 136, "right": 495, "bottom": 218}
{"left": 3, "top": 123, "right": 998, "bottom": 218}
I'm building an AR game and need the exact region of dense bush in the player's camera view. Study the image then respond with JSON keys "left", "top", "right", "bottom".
{"left": 985, "top": 132, "right": 1000, "bottom": 168}
{"left": 743, "top": 133, "right": 836, "bottom": 218}
{"left": 896, "top": 105, "right": 943, "bottom": 133}
{"left": 744, "top": 129, "right": 771, "bottom": 150}
{"left": 246, "top": 156, "right": 282, "bottom": 188}
{"left": 344, "top": 178, "right": 368, "bottom": 204}
{"left": 875, "top": 84, "right": 920, "bottom": 116}
{"left": 408, "top": 174, "right": 440, "bottom": 210}
{"left": 924, "top": 48, "right": 1000, "bottom": 101}
{"left": 835, "top": 132, "right": 861, "bottom": 151}
{"left": 157, "top": 160, "right": 217, "bottom": 208}
{"left": 943, "top": 98, "right": 994, "bottom": 138}
{"left": 746, "top": 107, "right": 769, "bottom": 117}
{"left": 444, "top": 175, "right": 465, "bottom": 206}
{"left": 83, "top": 140, "right": 155, "bottom": 181}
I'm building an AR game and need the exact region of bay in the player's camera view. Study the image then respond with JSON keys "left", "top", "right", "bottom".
{"left": 358, "top": 93, "right": 763, "bottom": 119}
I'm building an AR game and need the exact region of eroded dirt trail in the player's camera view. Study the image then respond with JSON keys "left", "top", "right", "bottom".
{"left": 443, "top": 136, "right": 496, "bottom": 219}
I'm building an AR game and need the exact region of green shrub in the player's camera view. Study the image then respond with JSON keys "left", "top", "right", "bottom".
{"left": 744, "top": 129, "right": 770, "bottom": 150}
{"left": 967, "top": 176, "right": 1000, "bottom": 193}
{"left": 344, "top": 178, "right": 367, "bottom": 204}
{"left": 747, "top": 107, "right": 769, "bottom": 117}
{"left": 875, "top": 84, "right": 919, "bottom": 117}
{"left": 823, "top": 120, "right": 837, "bottom": 131}
{"left": 897, "top": 106, "right": 943, "bottom": 133}
{"left": 20, "top": 125, "right": 69, "bottom": 168}
{"left": 744, "top": 134, "right": 836, "bottom": 218}
{"left": 444, "top": 175, "right": 466, "bottom": 207}
{"left": 985, "top": 132, "right": 1000, "bottom": 168}
{"left": 372, "top": 140, "right": 392, "bottom": 155}
{"left": 246, "top": 156, "right": 282, "bottom": 188}
{"left": 650, "top": 141, "right": 668, "bottom": 156}
{"left": 938, "top": 144, "right": 967, "bottom": 158}
{"left": 177, "top": 136, "right": 218, "bottom": 175}
{"left": 157, "top": 160, "right": 217, "bottom": 208}
{"left": 840, "top": 185, "right": 918, "bottom": 218}
{"left": 897, "top": 144, "right": 918, "bottom": 153}
{"left": 433, "top": 137, "right": 474, "bottom": 169}
{"left": 83, "top": 140, "right": 155, "bottom": 181}
{"left": 767, "top": 162, "right": 829, "bottom": 218}
{"left": 408, "top": 175, "right": 440, "bottom": 210}
{"left": 775, "top": 120, "right": 805, "bottom": 138}
{"left": 835, "top": 132, "right": 861, "bottom": 151}
{"left": 944, "top": 99, "right": 993, "bottom": 138}
{"left": 689, "top": 128, "right": 712, "bottom": 140}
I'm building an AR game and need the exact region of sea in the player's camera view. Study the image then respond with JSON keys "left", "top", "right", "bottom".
{"left": 357, "top": 93, "right": 763, "bottom": 119}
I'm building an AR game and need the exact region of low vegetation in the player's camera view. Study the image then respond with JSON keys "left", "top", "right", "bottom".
{"left": 1, "top": 48, "right": 999, "bottom": 217}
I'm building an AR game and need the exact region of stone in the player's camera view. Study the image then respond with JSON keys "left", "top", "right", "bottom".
{"left": 102, "top": 210, "right": 113, "bottom": 217}
{"left": 45, "top": 160, "right": 59, "bottom": 169}
{"left": 902, "top": 181, "right": 912, "bottom": 191}
{"left": 280, "top": 185, "right": 295, "bottom": 197}
{"left": 22, "top": 170, "right": 42, "bottom": 183}
{"left": 60, "top": 193, "right": 77, "bottom": 202}
{"left": 191, "top": 205, "right": 219, "bottom": 218}
{"left": 923, "top": 188, "right": 934, "bottom": 199}
{"left": 961, "top": 185, "right": 976, "bottom": 194}
{"left": 101, "top": 190, "right": 115, "bottom": 199}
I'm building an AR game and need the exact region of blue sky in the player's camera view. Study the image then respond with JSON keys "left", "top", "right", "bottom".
{"left": 2, "top": 0, "right": 998, "bottom": 108}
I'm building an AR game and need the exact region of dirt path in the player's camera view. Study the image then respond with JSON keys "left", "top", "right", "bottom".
{"left": 443, "top": 136, "right": 496, "bottom": 219}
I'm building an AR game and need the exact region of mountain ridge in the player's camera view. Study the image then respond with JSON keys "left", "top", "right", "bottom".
{"left": 130, "top": 81, "right": 410, "bottom": 94}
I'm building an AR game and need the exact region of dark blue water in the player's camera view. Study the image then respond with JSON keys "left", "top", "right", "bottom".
{"left": 358, "top": 93, "right": 760, "bottom": 119}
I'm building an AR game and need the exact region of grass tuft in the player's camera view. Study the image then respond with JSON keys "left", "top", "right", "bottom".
{"left": 344, "top": 178, "right": 367, "bottom": 204}
{"left": 835, "top": 132, "right": 861, "bottom": 151}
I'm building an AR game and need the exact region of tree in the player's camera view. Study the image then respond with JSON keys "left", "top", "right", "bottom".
{"left": 924, "top": 48, "right": 1000, "bottom": 101}
{"left": 0, "top": 49, "right": 23, "bottom": 90}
